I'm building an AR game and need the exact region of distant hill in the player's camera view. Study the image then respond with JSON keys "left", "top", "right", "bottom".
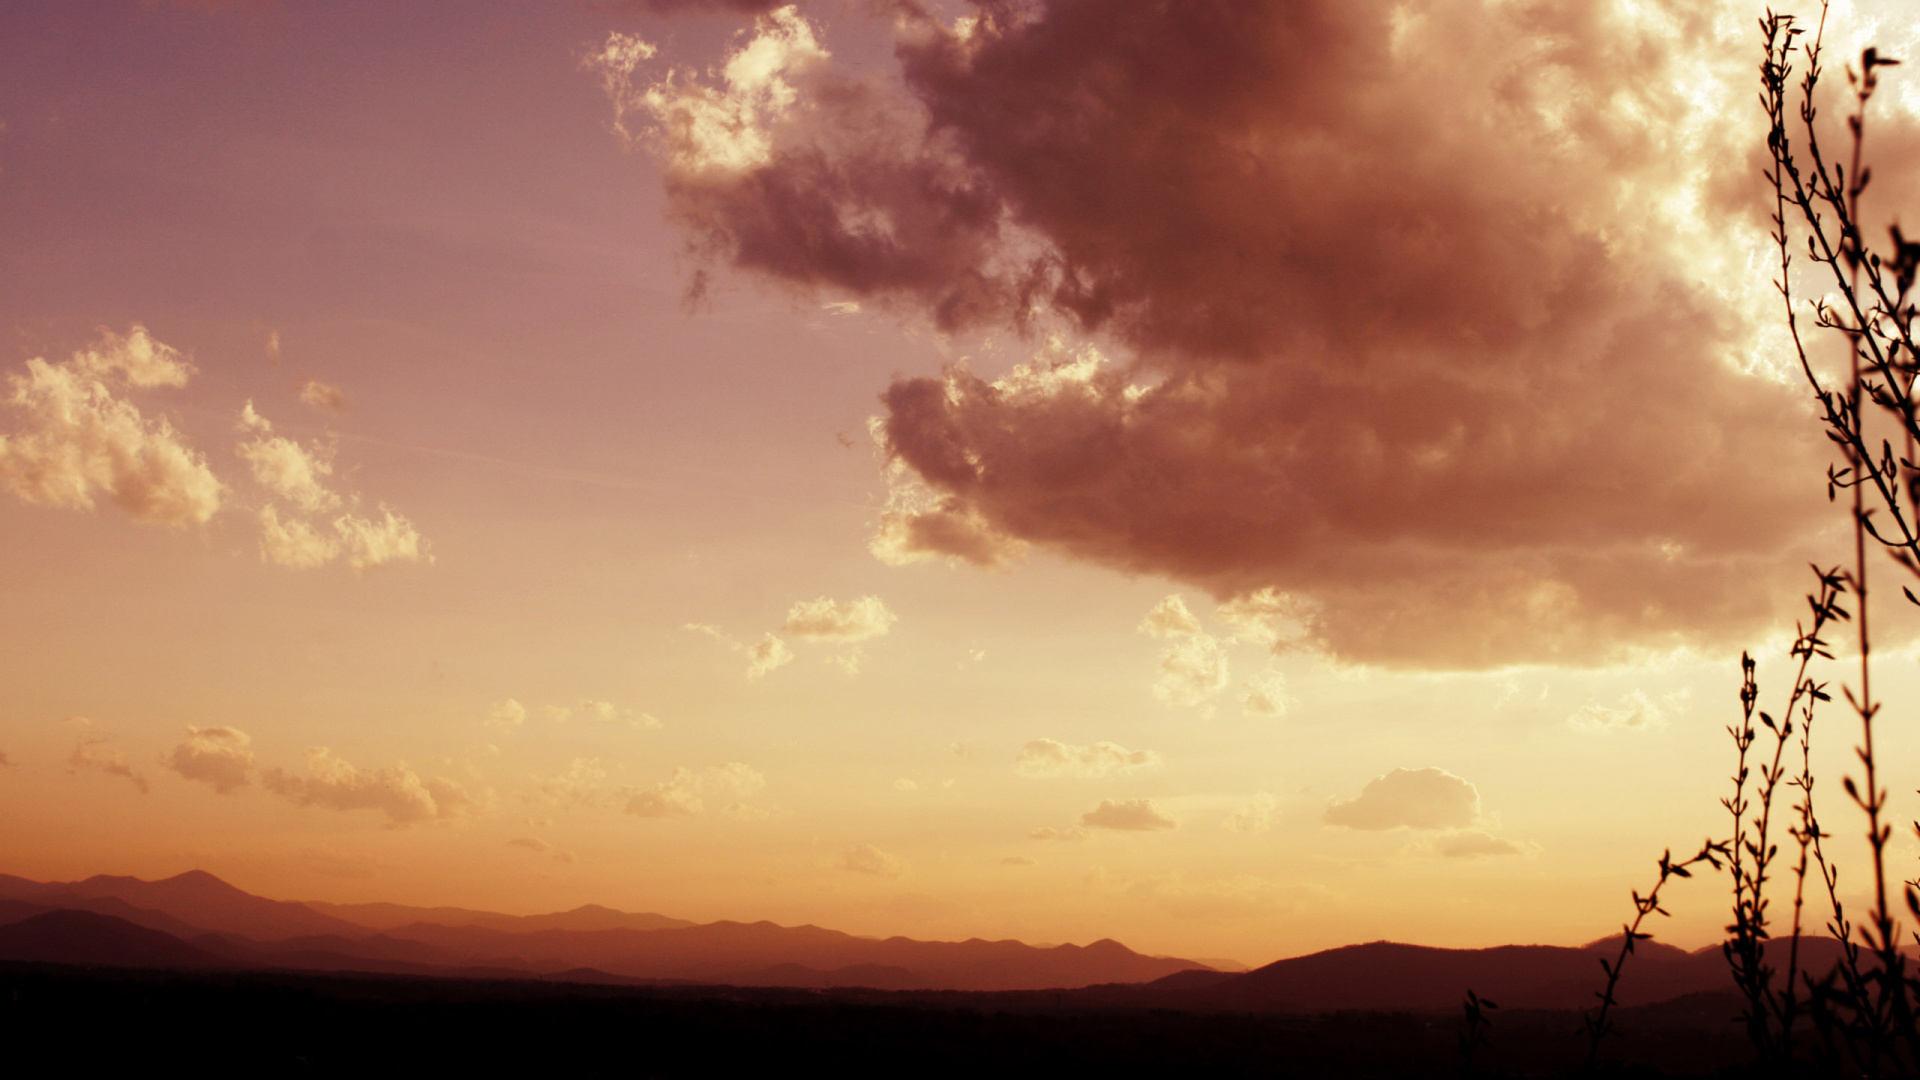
{"left": 374, "top": 919, "right": 1206, "bottom": 990}
{"left": 0, "top": 871, "right": 1209, "bottom": 992}
{"left": 0, "top": 910, "right": 223, "bottom": 969}
{"left": 1181, "top": 936, "right": 1858, "bottom": 1012}
{"left": 0, "top": 871, "right": 362, "bottom": 941}
{"left": 307, "top": 899, "right": 694, "bottom": 934}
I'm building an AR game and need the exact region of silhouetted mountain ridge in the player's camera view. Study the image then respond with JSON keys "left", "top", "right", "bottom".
{"left": 3, "top": 869, "right": 1854, "bottom": 1010}
{"left": 0, "top": 871, "right": 1204, "bottom": 991}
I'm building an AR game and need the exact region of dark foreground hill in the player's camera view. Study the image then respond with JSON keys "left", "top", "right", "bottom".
{"left": 0, "top": 910, "right": 223, "bottom": 969}
{"left": 0, "top": 962, "right": 1757, "bottom": 1078}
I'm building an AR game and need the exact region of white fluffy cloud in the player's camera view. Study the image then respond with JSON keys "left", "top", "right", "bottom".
{"left": 691, "top": 595, "right": 896, "bottom": 679}
{"left": 537, "top": 757, "right": 609, "bottom": 807}
{"left": 1138, "top": 596, "right": 1228, "bottom": 708}
{"left": 1081, "top": 798, "right": 1177, "bottom": 832}
{"left": 840, "top": 842, "right": 908, "bottom": 878}
{"left": 237, "top": 403, "right": 429, "bottom": 572}
{"left": 1030, "top": 825, "right": 1087, "bottom": 842}
{"left": 334, "top": 508, "right": 429, "bottom": 571}
{"left": 257, "top": 505, "right": 339, "bottom": 569}
{"left": 529, "top": 699, "right": 661, "bottom": 727}
{"left": 1569, "top": 690, "right": 1674, "bottom": 730}
{"left": 1323, "top": 767, "right": 1481, "bottom": 831}
{"left": 1139, "top": 595, "right": 1204, "bottom": 639}
{"left": 487, "top": 699, "right": 528, "bottom": 730}
{"left": 164, "top": 725, "right": 254, "bottom": 794}
{"left": 297, "top": 378, "right": 347, "bottom": 413}
{"left": 0, "top": 326, "right": 222, "bottom": 527}
{"left": 780, "top": 595, "right": 897, "bottom": 641}
{"left": 746, "top": 633, "right": 792, "bottom": 679}
{"left": 626, "top": 766, "right": 705, "bottom": 818}
{"left": 1240, "top": 668, "right": 1287, "bottom": 716}
{"left": 1014, "top": 738, "right": 1161, "bottom": 779}
{"left": 1223, "top": 792, "right": 1277, "bottom": 834}
{"left": 235, "top": 403, "right": 338, "bottom": 512}
{"left": 261, "top": 747, "right": 475, "bottom": 827}
{"left": 625, "top": 762, "right": 766, "bottom": 819}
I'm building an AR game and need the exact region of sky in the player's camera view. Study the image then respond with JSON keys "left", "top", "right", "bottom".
{"left": 4, "top": 0, "right": 1920, "bottom": 967}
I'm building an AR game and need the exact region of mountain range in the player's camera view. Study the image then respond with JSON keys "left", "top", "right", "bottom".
{"left": 0, "top": 870, "right": 1204, "bottom": 990}
{"left": 0, "top": 869, "right": 1815, "bottom": 1010}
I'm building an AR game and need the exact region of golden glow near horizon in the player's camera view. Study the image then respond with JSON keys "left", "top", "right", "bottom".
{"left": 4, "top": 0, "right": 1920, "bottom": 968}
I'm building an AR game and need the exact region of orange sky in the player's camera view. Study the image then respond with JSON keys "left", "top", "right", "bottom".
{"left": 3, "top": 0, "right": 1920, "bottom": 968}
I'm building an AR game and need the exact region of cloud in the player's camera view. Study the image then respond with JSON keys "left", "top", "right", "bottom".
{"left": 626, "top": 762, "right": 765, "bottom": 818}
{"left": 1014, "top": 738, "right": 1160, "bottom": 779}
{"left": 508, "top": 836, "right": 550, "bottom": 852}
{"left": 0, "top": 326, "right": 222, "bottom": 527}
{"left": 334, "top": 508, "right": 430, "bottom": 571}
{"left": 540, "top": 700, "right": 661, "bottom": 727}
{"left": 487, "top": 699, "right": 527, "bottom": 730}
{"left": 1570, "top": 689, "right": 1674, "bottom": 730}
{"left": 780, "top": 595, "right": 897, "bottom": 641}
{"left": 1436, "top": 830, "right": 1530, "bottom": 858}
{"left": 257, "top": 505, "right": 339, "bottom": 568}
{"left": 947, "top": 740, "right": 971, "bottom": 759}
{"left": 620, "top": 0, "right": 790, "bottom": 14}
{"left": 1139, "top": 595, "right": 1203, "bottom": 639}
{"left": 620, "top": 2, "right": 1840, "bottom": 669}
{"left": 893, "top": 777, "right": 918, "bottom": 791}
{"left": 296, "top": 378, "right": 347, "bottom": 413}
{"left": 1080, "top": 798, "right": 1177, "bottom": 832}
{"left": 1217, "top": 589, "right": 1311, "bottom": 649}
{"left": 692, "top": 597, "right": 892, "bottom": 679}
{"left": 0, "top": 752, "right": 11, "bottom": 768}
{"left": 746, "top": 632, "right": 792, "bottom": 679}
{"left": 840, "top": 842, "right": 908, "bottom": 877}
{"left": 1029, "top": 825, "right": 1086, "bottom": 842}
{"left": 1224, "top": 792, "right": 1277, "bottom": 834}
{"left": 1137, "top": 596, "right": 1227, "bottom": 707}
{"left": 234, "top": 403, "right": 338, "bottom": 512}
{"left": 1240, "top": 668, "right": 1287, "bottom": 717}
{"left": 261, "top": 748, "right": 474, "bottom": 827}
{"left": 688, "top": 623, "right": 800, "bottom": 680}
{"left": 237, "top": 402, "right": 430, "bottom": 572}
{"left": 164, "top": 725, "right": 254, "bottom": 794}
{"left": 1001, "top": 855, "right": 1035, "bottom": 866}
{"left": 68, "top": 736, "right": 149, "bottom": 793}
{"left": 537, "top": 757, "right": 609, "bottom": 807}
{"left": 1324, "top": 767, "right": 1481, "bottom": 832}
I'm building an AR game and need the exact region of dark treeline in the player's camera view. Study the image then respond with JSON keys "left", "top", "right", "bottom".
{"left": 0, "top": 963, "right": 1757, "bottom": 1077}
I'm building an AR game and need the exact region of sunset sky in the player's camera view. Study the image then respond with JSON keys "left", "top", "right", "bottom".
{"left": 6, "top": 0, "right": 1920, "bottom": 967}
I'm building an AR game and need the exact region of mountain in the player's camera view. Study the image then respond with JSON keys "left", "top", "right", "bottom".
{"left": 0, "top": 910, "right": 223, "bottom": 969}
{"left": 0, "top": 871, "right": 1208, "bottom": 991}
{"left": 306, "top": 899, "right": 693, "bottom": 934}
{"left": 1182, "top": 936, "right": 1860, "bottom": 1013}
{"left": 0, "top": 871, "right": 364, "bottom": 941}
{"left": 374, "top": 919, "right": 1207, "bottom": 990}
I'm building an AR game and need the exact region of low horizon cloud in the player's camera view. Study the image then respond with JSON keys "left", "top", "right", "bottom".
{"left": 1081, "top": 798, "right": 1177, "bottom": 832}
{"left": 261, "top": 747, "right": 476, "bottom": 827}
{"left": 1324, "top": 767, "right": 1481, "bottom": 832}
{"left": 165, "top": 725, "right": 255, "bottom": 794}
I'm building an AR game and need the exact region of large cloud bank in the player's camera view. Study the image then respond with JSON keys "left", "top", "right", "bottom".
{"left": 604, "top": 1, "right": 1869, "bottom": 668}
